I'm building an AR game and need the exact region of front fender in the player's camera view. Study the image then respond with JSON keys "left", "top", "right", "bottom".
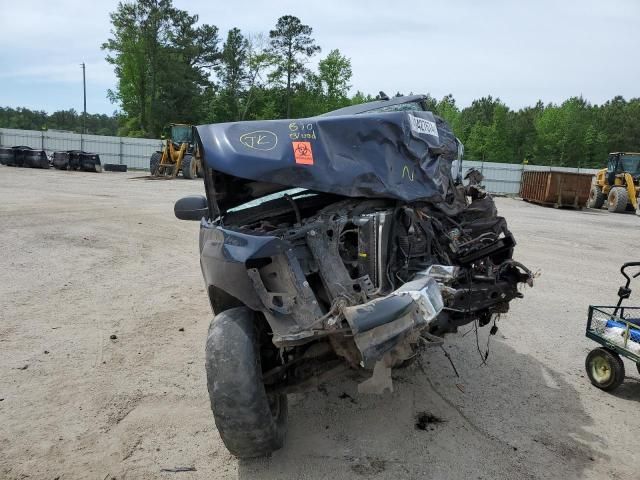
{"left": 199, "top": 225, "right": 290, "bottom": 311}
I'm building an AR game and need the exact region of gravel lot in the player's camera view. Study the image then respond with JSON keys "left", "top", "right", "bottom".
{"left": 1, "top": 166, "right": 639, "bottom": 480}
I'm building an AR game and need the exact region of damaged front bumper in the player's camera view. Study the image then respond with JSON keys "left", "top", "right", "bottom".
{"left": 342, "top": 276, "right": 444, "bottom": 366}
{"left": 200, "top": 223, "right": 444, "bottom": 367}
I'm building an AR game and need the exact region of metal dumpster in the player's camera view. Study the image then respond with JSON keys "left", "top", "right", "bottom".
{"left": 520, "top": 170, "right": 593, "bottom": 209}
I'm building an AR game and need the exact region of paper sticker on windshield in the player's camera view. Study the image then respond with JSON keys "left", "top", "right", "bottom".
{"left": 409, "top": 115, "right": 439, "bottom": 139}
{"left": 292, "top": 141, "right": 314, "bottom": 165}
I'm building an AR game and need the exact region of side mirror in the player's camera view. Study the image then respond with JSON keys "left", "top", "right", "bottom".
{"left": 175, "top": 195, "right": 208, "bottom": 221}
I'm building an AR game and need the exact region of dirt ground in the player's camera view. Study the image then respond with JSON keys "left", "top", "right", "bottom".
{"left": 1, "top": 166, "right": 639, "bottom": 480}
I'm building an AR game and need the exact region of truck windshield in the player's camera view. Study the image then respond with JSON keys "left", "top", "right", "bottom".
{"left": 227, "top": 188, "right": 310, "bottom": 212}
{"left": 365, "top": 101, "right": 423, "bottom": 113}
{"left": 620, "top": 155, "right": 640, "bottom": 175}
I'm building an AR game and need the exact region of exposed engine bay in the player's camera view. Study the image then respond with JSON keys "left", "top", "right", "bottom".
{"left": 200, "top": 176, "right": 532, "bottom": 394}
{"left": 194, "top": 107, "right": 533, "bottom": 395}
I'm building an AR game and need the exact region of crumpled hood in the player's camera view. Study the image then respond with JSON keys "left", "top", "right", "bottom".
{"left": 196, "top": 110, "right": 460, "bottom": 213}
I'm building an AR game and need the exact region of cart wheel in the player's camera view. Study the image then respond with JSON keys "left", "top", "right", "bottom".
{"left": 585, "top": 348, "right": 625, "bottom": 391}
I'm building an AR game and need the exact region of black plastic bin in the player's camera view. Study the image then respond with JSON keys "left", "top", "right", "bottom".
{"left": 53, "top": 150, "right": 102, "bottom": 172}
{"left": 6, "top": 146, "right": 49, "bottom": 169}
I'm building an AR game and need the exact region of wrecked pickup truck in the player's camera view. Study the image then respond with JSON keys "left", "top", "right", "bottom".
{"left": 174, "top": 95, "right": 532, "bottom": 458}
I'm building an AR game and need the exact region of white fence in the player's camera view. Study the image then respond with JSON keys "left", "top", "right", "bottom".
{"left": 459, "top": 160, "right": 598, "bottom": 195}
{"left": 0, "top": 127, "right": 598, "bottom": 193}
{"left": 0, "top": 128, "right": 162, "bottom": 170}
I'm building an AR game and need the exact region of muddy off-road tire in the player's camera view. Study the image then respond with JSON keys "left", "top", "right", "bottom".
{"left": 149, "top": 152, "right": 161, "bottom": 176}
{"left": 608, "top": 187, "right": 629, "bottom": 213}
{"left": 588, "top": 186, "right": 605, "bottom": 209}
{"left": 585, "top": 347, "right": 625, "bottom": 391}
{"left": 205, "top": 307, "right": 287, "bottom": 457}
{"left": 181, "top": 154, "right": 197, "bottom": 179}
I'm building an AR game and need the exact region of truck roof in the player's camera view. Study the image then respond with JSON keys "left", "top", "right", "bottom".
{"left": 320, "top": 95, "right": 428, "bottom": 117}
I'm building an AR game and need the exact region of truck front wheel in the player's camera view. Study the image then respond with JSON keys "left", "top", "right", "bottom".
{"left": 205, "top": 307, "right": 287, "bottom": 457}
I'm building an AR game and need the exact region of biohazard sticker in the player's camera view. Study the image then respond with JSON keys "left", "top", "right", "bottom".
{"left": 292, "top": 141, "right": 314, "bottom": 165}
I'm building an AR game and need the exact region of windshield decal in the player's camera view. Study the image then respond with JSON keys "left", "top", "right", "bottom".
{"left": 409, "top": 114, "right": 439, "bottom": 139}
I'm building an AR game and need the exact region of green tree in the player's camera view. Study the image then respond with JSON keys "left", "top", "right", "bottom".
{"left": 350, "top": 91, "right": 375, "bottom": 105}
{"left": 214, "top": 28, "right": 249, "bottom": 122}
{"left": 533, "top": 97, "right": 591, "bottom": 166}
{"left": 534, "top": 104, "right": 564, "bottom": 165}
{"left": 434, "top": 94, "right": 460, "bottom": 130}
{"left": 509, "top": 102, "right": 542, "bottom": 163}
{"left": 621, "top": 99, "right": 640, "bottom": 153}
{"left": 0, "top": 107, "right": 119, "bottom": 135}
{"left": 455, "top": 96, "right": 502, "bottom": 158}
{"left": 269, "top": 15, "right": 320, "bottom": 118}
{"left": 291, "top": 75, "right": 326, "bottom": 117}
{"left": 597, "top": 96, "right": 626, "bottom": 152}
{"left": 465, "top": 121, "right": 490, "bottom": 160}
{"left": 102, "top": 0, "right": 219, "bottom": 137}
{"left": 583, "top": 123, "right": 604, "bottom": 167}
{"left": 456, "top": 96, "right": 502, "bottom": 160}
{"left": 240, "top": 33, "right": 277, "bottom": 120}
{"left": 484, "top": 103, "right": 513, "bottom": 162}
{"left": 317, "top": 49, "right": 352, "bottom": 111}
{"left": 156, "top": 12, "right": 219, "bottom": 130}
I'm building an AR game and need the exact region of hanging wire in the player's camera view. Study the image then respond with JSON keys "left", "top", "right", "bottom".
{"left": 439, "top": 345, "right": 460, "bottom": 378}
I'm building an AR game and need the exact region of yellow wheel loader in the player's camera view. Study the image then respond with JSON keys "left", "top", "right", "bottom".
{"left": 588, "top": 152, "right": 640, "bottom": 214}
{"left": 149, "top": 124, "right": 202, "bottom": 179}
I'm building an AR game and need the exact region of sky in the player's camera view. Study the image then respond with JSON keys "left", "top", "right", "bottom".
{"left": 1, "top": 0, "right": 639, "bottom": 115}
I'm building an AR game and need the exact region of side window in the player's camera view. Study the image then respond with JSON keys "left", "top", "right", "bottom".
{"left": 607, "top": 155, "right": 617, "bottom": 172}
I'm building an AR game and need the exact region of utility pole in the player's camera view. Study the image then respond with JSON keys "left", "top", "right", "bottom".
{"left": 81, "top": 62, "right": 87, "bottom": 133}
